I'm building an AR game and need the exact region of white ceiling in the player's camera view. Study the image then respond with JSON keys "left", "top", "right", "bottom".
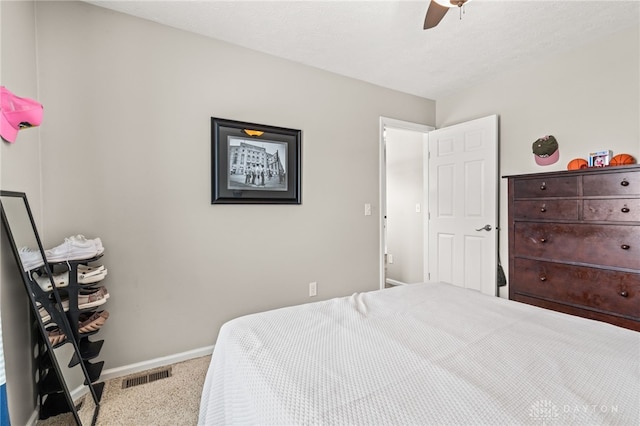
{"left": 86, "top": 0, "right": 639, "bottom": 100}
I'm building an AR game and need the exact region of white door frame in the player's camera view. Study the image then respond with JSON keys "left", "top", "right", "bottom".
{"left": 379, "top": 117, "right": 434, "bottom": 289}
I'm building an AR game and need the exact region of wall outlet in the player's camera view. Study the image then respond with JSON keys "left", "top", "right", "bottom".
{"left": 309, "top": 281, "right": 317, "bottom": 297}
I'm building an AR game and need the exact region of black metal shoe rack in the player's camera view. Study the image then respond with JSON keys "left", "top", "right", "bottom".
{"left": 0, "top": 191, "right": 105, "bottom": 425}
{"left": 28, "top": 255, "right": 107, "bottom": 423}
{"left": 42, "top": 255, "right": 108, "bottom": 417}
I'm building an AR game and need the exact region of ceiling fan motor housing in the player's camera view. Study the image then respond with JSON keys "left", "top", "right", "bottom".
{"left": 425, "top": 0, "right": 471, "bottom": 30}
{"left": 436, "top": 0, "right": 468, "bottom": 7}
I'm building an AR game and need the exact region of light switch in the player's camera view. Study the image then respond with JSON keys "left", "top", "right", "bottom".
{"left": 364, "top": 203, "right": 371, "bottom": 216}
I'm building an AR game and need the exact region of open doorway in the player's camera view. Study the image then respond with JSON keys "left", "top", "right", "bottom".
{"left": 379, "top": 118, "right": 433, "bottom": 289}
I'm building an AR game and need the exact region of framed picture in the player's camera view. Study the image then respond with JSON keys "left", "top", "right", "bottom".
{"left": 588, "top": 150, "right": 612, "bottom": 168}
{"left": 211, "top": 117, "right": 301, "bottom": 204}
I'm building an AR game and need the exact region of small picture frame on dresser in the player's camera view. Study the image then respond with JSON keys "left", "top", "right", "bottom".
{"left": 588, "top": 150, "right": 612, "bottom": 167}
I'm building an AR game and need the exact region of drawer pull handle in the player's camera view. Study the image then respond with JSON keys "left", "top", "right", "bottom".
{"left": 621, "top": 207, "right": 630, "bottom": 213}
{"left": 620, "top": 291, "right": 628, "bottom": 298}
{"left": 539, "top": 275, "right": 547, "bottom": 282}
{"left": 540, "top": 182, "right": 547, "bottom": 190}
{"left": 540, "top": 205, "right": 547, "bottom": 213}
{"left": 621, "top": 179, "right": 629, "bottom": 187}
{"left": 621, "top": 244, "right": 630, "bottom": 250}
{"left": 540, "top": 238, "right": 547, "bottom": 243}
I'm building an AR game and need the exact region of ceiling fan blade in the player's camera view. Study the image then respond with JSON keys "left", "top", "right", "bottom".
{"left": 423, "top": 0, "right": 449, "bottom": 29}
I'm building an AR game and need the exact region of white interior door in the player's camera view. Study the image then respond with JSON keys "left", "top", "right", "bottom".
{"left": 427, "top": 115, "right": 498, "bottom": 296}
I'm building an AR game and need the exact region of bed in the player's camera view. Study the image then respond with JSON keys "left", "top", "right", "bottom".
{"left": 198, "top": 282, "right": 639, "bottom": 425}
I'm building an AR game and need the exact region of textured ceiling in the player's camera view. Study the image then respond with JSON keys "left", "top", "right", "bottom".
{"left": 86, "top": 0, "right": 640, "bottom": 100}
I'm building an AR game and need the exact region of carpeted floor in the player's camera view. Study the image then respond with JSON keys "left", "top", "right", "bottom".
{"left": 36, "top": 355, "right": 211, "bottom": 425}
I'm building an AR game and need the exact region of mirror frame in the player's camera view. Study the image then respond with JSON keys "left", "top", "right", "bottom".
{"left": 0, "top": 190, "right": 100, "bottom": 424}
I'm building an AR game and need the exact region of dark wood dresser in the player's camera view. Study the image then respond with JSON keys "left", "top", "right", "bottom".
{"left": 505, "top": 164, "right": 640, "bottom": 331}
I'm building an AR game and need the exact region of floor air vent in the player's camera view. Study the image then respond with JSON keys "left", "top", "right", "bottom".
{"left": 122, "top": 367, "right": 172, "bottom": 389}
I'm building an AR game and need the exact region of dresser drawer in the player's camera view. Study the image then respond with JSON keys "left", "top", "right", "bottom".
{"left": 513, "top": 176, "right": 578, "bottom": 198}
{"left": 512, "top": 200, "right": 579, "bottom": 220}
{"left": 584, "top": 199, "right": 640, "bottom": 222}
{"left": 512, "top": 258, "right": 640, "bottom": 319}
{"left": 583, "top": 170, "right": 640, "bottom": 196}
{"left": 513, "top": 222, "right": 640, "bottom": 270}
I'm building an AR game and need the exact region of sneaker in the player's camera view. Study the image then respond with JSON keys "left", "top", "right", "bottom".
{"left": 32, "top": 271, "right": 69, "bottom": 291}
{"left": 69, "top": 235, "right": 104, "bottom": 256}
{"left": 77, "top": 286, "right": 109, "bottom": 309}
{"left": 78, "top": 310, "right": 109, "bottom": 334}
{"left": 18, "top": 247, "right": 44, "bottom": 271}
{"left": 54, "top": 287, "right": 109, "bottom": 312}
{"left": 45, "top": 236, "right": 100, "bottom": 263}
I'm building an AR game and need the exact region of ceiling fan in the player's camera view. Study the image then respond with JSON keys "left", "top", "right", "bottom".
{"left": 424, "top": 0, "right": 470, "bottom": 29}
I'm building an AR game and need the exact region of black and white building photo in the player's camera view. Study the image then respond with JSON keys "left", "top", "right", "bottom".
{"left": 227, "top": 137, "right": 287, "bottom": 191}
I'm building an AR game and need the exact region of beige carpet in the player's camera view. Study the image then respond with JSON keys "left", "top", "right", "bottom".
{"left": 37, "top": 355, "right": 211, "bottom": 426}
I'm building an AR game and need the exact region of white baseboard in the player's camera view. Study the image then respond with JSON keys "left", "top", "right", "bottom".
{"left": 99, "top": 345, "right": 214, "bottom": 382}
{"left": 385, "top": 278, "right": 408, "bottom": 286}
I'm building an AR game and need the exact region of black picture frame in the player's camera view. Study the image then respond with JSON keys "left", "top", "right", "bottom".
{"left": 211, "top": 117, "right": 301, "bottom": 204}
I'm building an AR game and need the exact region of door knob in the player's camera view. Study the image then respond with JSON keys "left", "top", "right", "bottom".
{"left": 475, "top": 224, "right": 492, "bottom": 231}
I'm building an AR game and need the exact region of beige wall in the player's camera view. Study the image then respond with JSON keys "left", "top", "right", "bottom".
{"left": 30, "top": 0, "right": 434, "bottom": 370}
{"left": 436, "top": 24, "right": 640, "bottom": 297}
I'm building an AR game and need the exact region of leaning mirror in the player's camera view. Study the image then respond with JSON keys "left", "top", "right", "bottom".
{"left": 0, "top": 191, "right": 99, "bottom": 425}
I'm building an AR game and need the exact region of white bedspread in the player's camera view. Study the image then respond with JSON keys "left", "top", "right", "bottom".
{"left": 198, "top": 282, "right": 640, "bottom": 425}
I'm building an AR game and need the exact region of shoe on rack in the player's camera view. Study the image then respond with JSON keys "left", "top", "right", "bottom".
{"left": 78, "top": 266, "right": 107, "bottom": 284}
{"left": 46, "top": 326, "right": 67, "bottom": 346}
{"left": 53, "top": 287, "right": 108, "bottom": 312}
{"left": 78, "top": 310, "right": 109, "bottom": 334}
{"left": 78, "top": 271, "right": 107, "bottom": 284}
{"left": 18, "top": 247, "right": 44, "bottom": 271}
{"left": 77, "top": 264, "right": 105, "bottom": 276}
{"left": 69, "top": 235, "right": 104, "bottom": 256}
{"left": 77, "top": 286, "right": 109, "bottom": 309}
{"left": 45, "top": 235, "right": 101, "bottom": 263}
{"left": 32, "top": 271, "right": 69, "bottom": 292}
{"left": 80, "top": 286, "right": 109, "bottom": 299}
{"left": 38, "top": 303, "right": 69, "bottom": 324}
{"left": 38, "top": 306, "right": 52, "bottom": 323}
{"left": 56, "top": 289, "right": 108, "bottom": 312}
